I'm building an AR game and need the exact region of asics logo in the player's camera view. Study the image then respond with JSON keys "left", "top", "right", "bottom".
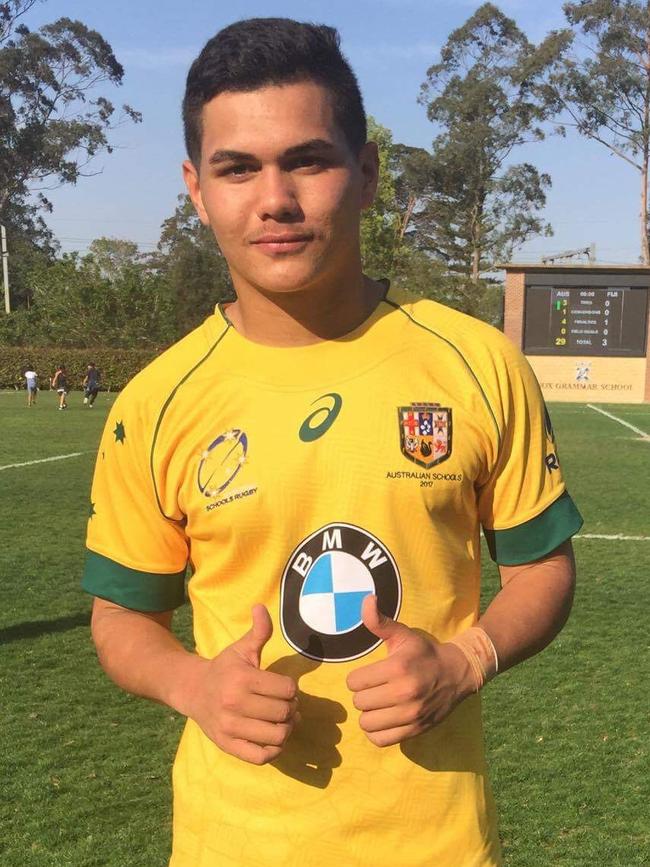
{"left": 299, "top": 393, "right": 343, "bottom": 442}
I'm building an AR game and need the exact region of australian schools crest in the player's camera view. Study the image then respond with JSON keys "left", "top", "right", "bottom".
{"left": 398, "top": 403, "right": 452, "bottom": 469}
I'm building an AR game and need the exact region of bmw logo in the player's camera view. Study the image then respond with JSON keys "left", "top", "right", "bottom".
{"left": 280, "top": 523, "right": 401, "bottom": 662}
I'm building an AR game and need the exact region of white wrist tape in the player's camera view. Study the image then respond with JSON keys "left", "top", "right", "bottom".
{"left": 449, "top": 627, "right": 499, "bottom": 692}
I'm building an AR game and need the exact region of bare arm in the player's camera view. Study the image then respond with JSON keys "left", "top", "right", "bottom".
{"left": 347, "top": 540, "right": 577, "bottom": 747}
{"left": 479, "top": 539, "right": 576, "bottom": 672}
{"left": 90, "top": 598, "right": 202, "bottom": 713}
{"left": 90, "top": 597, "right": 298, "bottom": 764}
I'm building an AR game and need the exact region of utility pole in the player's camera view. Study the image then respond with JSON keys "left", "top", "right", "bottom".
{"left": 1, "top": 225, "right": 9, "bottom": 313}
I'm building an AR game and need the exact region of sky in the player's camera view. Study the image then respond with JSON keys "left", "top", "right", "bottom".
{"left": 18, "top": 0, "right": 645, "bottom": 265}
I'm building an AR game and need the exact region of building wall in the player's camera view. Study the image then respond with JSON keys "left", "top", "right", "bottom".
{"left": 646, "top": 299, "right": 650, "bottom": 401}
{"left": 526, "top": 356, "right": 647, "bottom": 403}
{"left": 503, "top": 270, "right": 525, "bottom": 348}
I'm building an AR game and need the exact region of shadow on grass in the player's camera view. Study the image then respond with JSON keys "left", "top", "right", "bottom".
{"left": 0, "top": 610, "right": 90, "bottom": 645}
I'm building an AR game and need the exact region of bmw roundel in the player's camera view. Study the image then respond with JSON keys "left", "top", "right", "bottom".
{"left": 280, "top": 523, "right": 401, "bottom": 662}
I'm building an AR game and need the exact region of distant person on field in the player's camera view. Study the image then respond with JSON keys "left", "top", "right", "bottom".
{"left": 24, "top": 367, "right": 38, "bottom": 406}
{"left": 83, "top": 363, "right": 101, "bottom": 407}
{"left": 51, "top": 364, "right": 68, "bottom": 410}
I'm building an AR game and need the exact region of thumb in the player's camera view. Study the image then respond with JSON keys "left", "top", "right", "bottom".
{"left": 234, "top": 604, "right": 273, "bottom": 667}
{"left": 361, "top": 595, "right": 411, "bottom": 652}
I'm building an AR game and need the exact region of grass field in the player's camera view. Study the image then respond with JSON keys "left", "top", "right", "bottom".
{"left": 1, "top": 390, "right": 649, "bottom": 866}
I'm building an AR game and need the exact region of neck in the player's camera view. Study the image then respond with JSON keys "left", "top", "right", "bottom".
{"left": 225, "top": 273, "right": 387, "bottom": 347}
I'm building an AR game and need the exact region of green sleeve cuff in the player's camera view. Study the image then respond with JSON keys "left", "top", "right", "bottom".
{"left": 483, "top": 490, "right": 583, "bottom": 565}
{"left": 81, "top": 550, "right": 187, "bottom": 611}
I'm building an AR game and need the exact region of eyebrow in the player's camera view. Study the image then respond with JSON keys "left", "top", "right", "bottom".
{"left": 207, "top": 138, "right": 338, "bottom": 166}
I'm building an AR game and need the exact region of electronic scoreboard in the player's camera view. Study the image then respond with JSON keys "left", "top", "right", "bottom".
{"left": 523, "top": 285, "right": 649, "bottom": 357}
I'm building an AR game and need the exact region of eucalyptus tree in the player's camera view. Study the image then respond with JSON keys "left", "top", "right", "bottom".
{"left": 360, "top": 117, "right": 410, "bottom": 279}
{"left": 416, "top": 3, "right": 570, "bottom": 282}
{"left": 153, "top": 194, "right": 234, "bottom": 338}
{"left": 0, "top": 0, "right": 140, "bottom": 229}
{"left": 557, "top": 0, "right": 650, "bottom": 263}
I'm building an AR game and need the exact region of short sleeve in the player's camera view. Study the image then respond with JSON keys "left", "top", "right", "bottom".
{"left": 477, "top": 348, "right": 583, "bottom": 565}
{"left": 81, "top": 390, "right": 189, "bottom": 611}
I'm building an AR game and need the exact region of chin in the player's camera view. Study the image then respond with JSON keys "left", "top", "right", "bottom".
{"left": 250, "top": 266, "right": 328, "bottom": 297}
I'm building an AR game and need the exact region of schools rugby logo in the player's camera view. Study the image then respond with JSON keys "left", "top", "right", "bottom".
{"left": 398, "top": 403, "right": 452, "bottom": 469}
{"left": 197, "top": 428, "right": 248, "bottom": 497}
{"left": 280, "top": 523, "right": 401, "bottom": 662}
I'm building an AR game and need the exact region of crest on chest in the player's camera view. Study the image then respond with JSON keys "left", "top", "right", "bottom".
{"left": 398, "top": 403, "right": 452, "bottom": 469}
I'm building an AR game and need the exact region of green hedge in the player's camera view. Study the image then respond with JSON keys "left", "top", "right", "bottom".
{"left": 0, "top": 345, "right": 162, "bottom": 391}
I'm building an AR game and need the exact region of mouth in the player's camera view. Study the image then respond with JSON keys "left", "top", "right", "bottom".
{"left": 250, "top": 233, "right": 314, "bottom": 254}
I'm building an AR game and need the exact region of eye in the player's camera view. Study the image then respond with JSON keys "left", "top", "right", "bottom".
{"left": 290, "top": 155, "right": 326, "bottom": 171}
{"left": 216, "top": 162, "right": 257, "bottom": 179}
{"left": 226, "top": 164, "right": 251, "bottom": 176}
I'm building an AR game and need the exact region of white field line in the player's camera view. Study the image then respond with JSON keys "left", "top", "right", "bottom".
{"left": 0, "top": 452, "right": 84, "bottom": 471}
{"left": 587, "top": 404, "right": 650, "bottom": 439}
{"left": 575, "top": 533, "right": 650, "bottom": 541}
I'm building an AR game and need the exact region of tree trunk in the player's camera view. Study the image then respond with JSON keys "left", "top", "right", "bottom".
{"left": 471, "top": 246, "right": 480, "bottom": 283}
{"left": 641, "top": 155, "right": 649, "bottom": 265}
{"left": 640, "top": 33, "right": 650, "bottom": 265}
{"left": 397, "top": 195, "right": 416, "bottom": 245}
{"left": 470, "top": 185, "right": 485, "bottom": 283}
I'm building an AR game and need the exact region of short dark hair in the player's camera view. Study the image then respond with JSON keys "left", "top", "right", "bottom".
{"left": 182, "top": 18, "right": 367, "bottom": 167}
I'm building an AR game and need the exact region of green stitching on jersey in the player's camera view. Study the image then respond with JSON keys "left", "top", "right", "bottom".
{"left": 384, "top": 298, "right": 501, "bottom": 450}
{"left": 150, "top": 322, "right": 232, "bottom": 519}
{"left": 299, "top": 393, "right": 343, "bottom": 442}
{"left": 81, "top": 550, "right": 186, "bottom": 611}
{"left": 483, "top": 491, "right": 583, "bottom": 565}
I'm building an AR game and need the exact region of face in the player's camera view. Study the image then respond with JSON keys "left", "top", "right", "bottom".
{"left": 183, "top": 81, "right": 378, "bottom": 297}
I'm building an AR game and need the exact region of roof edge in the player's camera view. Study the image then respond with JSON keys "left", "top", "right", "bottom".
{"left": 498, "top": 262, "right": 650, "bottom": 274}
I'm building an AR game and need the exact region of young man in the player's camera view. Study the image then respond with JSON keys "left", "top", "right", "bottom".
{"left": 82, "top": 362, "right": 100, "bottom": 406}
{"left": 82, "top": 19, "right": 582, "bottom": 866}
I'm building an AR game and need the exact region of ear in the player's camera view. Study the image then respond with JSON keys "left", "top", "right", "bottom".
{"left": 182, "top": 159, "right": 210, "bottom": 226}
{"left": 358, "top": 141, "right": 379, "bottom": 211}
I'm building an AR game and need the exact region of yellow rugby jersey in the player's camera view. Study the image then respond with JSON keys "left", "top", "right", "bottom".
{"left": 83, "top": 287, "right": 582, "bottom": 867}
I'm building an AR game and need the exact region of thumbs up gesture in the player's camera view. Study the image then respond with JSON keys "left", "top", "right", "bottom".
{"left": 186, "top": 604, "right": 298, "bottom": 765}
{"left": 346, "top": 596, "right": 474, "bottom": 747}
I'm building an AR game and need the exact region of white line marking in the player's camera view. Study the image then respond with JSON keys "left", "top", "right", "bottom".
{"left": 587, "top": 404, "right": 650, "bottom": 439}
{"left": 0, "top": 452, "right": 84, "bottom": 471}
{"left": 575, "top": 533, "right": 650, "bottom": 541}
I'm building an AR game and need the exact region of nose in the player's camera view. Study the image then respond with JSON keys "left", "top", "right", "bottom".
{"left": 255, "top": 167, "right": 302, "bottom": 222}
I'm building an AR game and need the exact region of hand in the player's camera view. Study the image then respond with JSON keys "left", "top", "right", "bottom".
{"left": 184, "top": 604, "right": 299, "bottom": 765}
{"left": 346, "top": 596, "right": 474, "bottom": 747}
